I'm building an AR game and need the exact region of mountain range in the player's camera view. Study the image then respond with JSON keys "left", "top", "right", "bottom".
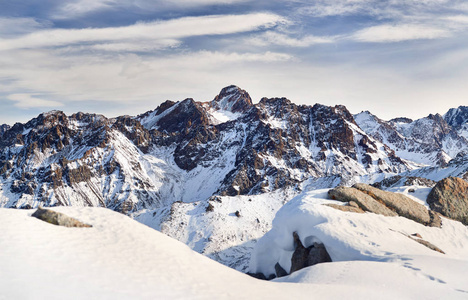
{"left": 1, "top": 85, "right": 467, "bottom": 270}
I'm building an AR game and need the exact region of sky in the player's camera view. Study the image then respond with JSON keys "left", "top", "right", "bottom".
{"left": 1, "top": 0, "right": 468, "bottom": 125}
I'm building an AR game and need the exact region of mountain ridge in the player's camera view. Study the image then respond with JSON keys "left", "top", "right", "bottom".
{"left": 1, "top": 85, "right": 467, "bottom": 213}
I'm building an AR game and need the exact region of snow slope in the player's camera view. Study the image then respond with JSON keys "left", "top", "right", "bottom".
{"left": 250, "top": 189, "right": 468, "bottom": 299}
{"left": 134, "top": 189, "right": 298, "bottom": 272}
{"left": 3, "top": 204, "right": 468, "bottom": 299}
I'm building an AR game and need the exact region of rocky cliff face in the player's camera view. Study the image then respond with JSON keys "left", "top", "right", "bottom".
{"left": 0, "top": 124, "right": 10, "bottom": 138}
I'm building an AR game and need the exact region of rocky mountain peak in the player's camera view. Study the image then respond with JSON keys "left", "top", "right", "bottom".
{"left": 211, "top": 85, "right": 253, "bottom": 113}
{"left": 444, "top": 106, "right": 468, "bottom": 129}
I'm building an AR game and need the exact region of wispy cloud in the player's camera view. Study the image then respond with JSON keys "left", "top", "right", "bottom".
{"left": 53, "top": 0, "right": 252, "bottom": 19}
{"left": 351, "top": 24, "right": 451, "bottom": 43}
{"left": 7, "top": 94, "right": 64, "bottom": 109}
{"left": 0, "top": 17, "right": 52, "bottom": 37}
{"left": 248, "top": 31, "right": 335, "bottom": 47}
{"left": 0, "top": 13, "right": 286, "bottom": 51}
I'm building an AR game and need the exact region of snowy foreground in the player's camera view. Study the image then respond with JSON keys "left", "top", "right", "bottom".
{"left": 2, "top": 194, "right": 468, "bottom": 299}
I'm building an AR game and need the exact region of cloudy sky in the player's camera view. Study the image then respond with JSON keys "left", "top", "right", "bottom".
{"left": 1, "top": 0, "right": 468, "bottom": 124}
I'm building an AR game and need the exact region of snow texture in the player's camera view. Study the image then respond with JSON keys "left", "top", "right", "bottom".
{"left": 250, "top": 188, "right": 468, "bottom": 299}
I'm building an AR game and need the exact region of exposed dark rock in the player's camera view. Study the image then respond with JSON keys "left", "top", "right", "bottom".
{"left": 65, "top": 165, "right": 92, "bottom": 184}
{"left": 210, "top": 85, "right": 253, "bottom": 113}
{"left": 235, "top": 210, "right": 241, "bottom": 218}
{"left": 444, "top": 106, "right": 468, "bottom": 129}
{"left": 32, "top": 207, "right": 92, "bottom": 227}
{"left": 0, "top": 124, "right": 10, "bottom": 138}
{"left": 372, "top": 176, "right": 436, "bottom": 189}
{"left": 427, "top": 177, "right": 468, "bottom": 225}
{"left": 328, "top": 186, "right": 397, "bottom": 216}
{"left": 246, "top": 272, "right": 275, "bottom": 281}
{"left": 274, "top": 262, "right": 288, "bottom": 278}
{"left": 428, "top": 210, "right": 443, "bottom": 228}
{"left": 205, "top": 203, "right": 214, "bottom": 212}
{"left": 389, "top": 117, "right": 413, "bottom": 123}
{"left": 290, "top": 232, "right": 331, "bottom": 274}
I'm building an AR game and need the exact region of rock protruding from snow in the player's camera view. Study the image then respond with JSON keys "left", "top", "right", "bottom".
{"left": 427, "top": 177, "right": 468, "bottom": 225}
{"left": 372, "top": 176, "right": 436, "bottom": 189}
{"left": 290, "top": 232, "right": 331, "bottom": 274}
{"left": 353, "top": 183, "right": 439, "bottom": 227}
{"left": 328, "top": 186, "right": 397, "bottom": 216}
{"left": 32, "top": 207, "right": 92, "bottom": 227}
{"left": 328, "top": 184, "right": 442, "bottom": 227}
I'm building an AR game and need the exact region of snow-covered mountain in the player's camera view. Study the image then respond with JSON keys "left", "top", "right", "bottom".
{"left": 1, "top": 85, "right": 468, "bottom": 272}
{"left": 354, "top": 110, "right": 468, "bottom": 166}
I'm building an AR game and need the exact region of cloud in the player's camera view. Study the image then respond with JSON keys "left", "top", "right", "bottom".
{"left": 0, "top": 48, "right": 293, "bottom": 108}
{"left": 56, "top": 0, "right": 115, "bottom": 18}
{"left": 248, "top": 31, "right": 335, "bottom": 47}
{"left": 53, "top": 0, "right": 252, "bottom": 19}
{"left": 297, "top": 0, "right": 382, "bottom": 18}
{"left": 351, "top": 24, "right": 451, "bottom": 42}
{"left": 7, "top": 94, "right": 64, "bottom": 109}
{"left": 0, "top": 13, "right": 286, "bottom": 51}
{"left": 0, "top": 17, "right": 52, "bottom": 37}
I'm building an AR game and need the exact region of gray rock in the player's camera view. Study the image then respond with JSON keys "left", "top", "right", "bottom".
{"left": 353, "top": 183, "right": 438, "bottom": 227}
{"left": 290, "top": 232, "right": 331, "bottom": 274}
{"left": 328, "top": 186, "right": 397, "bottom": 217}
{"left": 274, "top": 262, "right": 288, "bottom": 278}
{"left": 324, "top": 203, "right": 364, "bottom": 214}
{"left": 32, "top": 207, "right": 92, "bottom": 228}
{"left": 427, "top": 177, "right": 468, "bottom": 225}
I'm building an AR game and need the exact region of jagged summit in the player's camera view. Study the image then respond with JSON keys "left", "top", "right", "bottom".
{"left": 444, "top": 105, "right": 468, "bottom": 129}
{"left": 211, "top": 85, "right": 253, "bottom": 113}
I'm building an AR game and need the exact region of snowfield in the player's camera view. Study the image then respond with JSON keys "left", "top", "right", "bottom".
{"left": 2, "top": 196, "right": 468, "bottom": 299}
{"left": 250, "top": 189, "right": 468, "bottom": 298}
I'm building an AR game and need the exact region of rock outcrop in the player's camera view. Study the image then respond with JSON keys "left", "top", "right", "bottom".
{"left": 328, "top": 184, "right": 442, "bottom": 227}
{"left": 290, "top": 232, "right": 332, "bottom": 274}
{"left": 32, "top": 207, "right": 92, "bottom": 227}
{"left": 328, "top": 186, "right": 396, "bottom": 216}
{"left": 427, "top": 177, "right": 468, "bottom": 225}
{"left": 353, "top": 183, "right": 440, "bottom": 227}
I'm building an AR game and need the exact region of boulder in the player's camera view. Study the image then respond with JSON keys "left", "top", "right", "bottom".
{"left": 324, "top": 203, "right": 364, "bottom": 214}
{"left": 32, "top": 207, "right": 92, "bottom": 228}
{"left": 427, "top": 177, "right": 468, "bottom": 225}
{"left": 290, "top": 232, "right": 331, "bottom": 274}
{"left": 353, "top": 183, "right": 440, "bottom": 227}
{"left": 328, "top": 186, "right": 397, "bottom": 217}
